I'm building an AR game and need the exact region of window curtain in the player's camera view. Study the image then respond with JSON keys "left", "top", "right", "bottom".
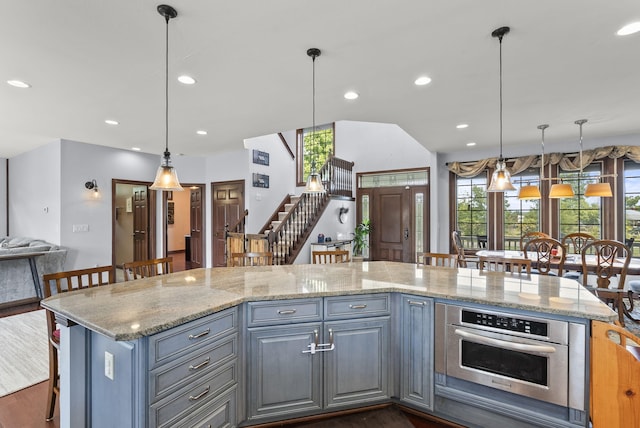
{"left": 447, "top": 145, "right": 640, "bottom": 178}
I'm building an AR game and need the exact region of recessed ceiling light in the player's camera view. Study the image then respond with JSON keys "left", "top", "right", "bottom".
{"left": 196, "top": 130, "right": 207, "bottom": 135}
{"left": 131, "top": 147, "right": 141, "bottom": 151}
{"left": 104, "top": 119, "right": 119, "bottom": 125}
{"left": 617, "top": 22, "right": 640, "bottom": 36}
{"left": 456, "top": 124, "right": 469, "bottom": 129}
{"left": 344, "top": 91, "right": 359, "bottom": 100}
{"left": 177, "top": 75, "right": 196, "bottom": 85}
{"left": 414, "top": 76, "right": 432, "bottom": 86}
{"left": 466, "top": 142, "right": 476, "bottom": 147}
{"left": 7, "top": 80, "right": 30, "bottom": 88}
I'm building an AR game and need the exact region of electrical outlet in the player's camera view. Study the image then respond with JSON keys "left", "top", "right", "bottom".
{"left": 72, "top": 224, "right": 89, "bottom": 233}
{"left": 105, "top": 351, "right": 114, "bottom": 380}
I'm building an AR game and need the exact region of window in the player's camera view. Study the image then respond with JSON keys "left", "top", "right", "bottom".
{"left": 624, "top": 161, "right": 640, "bottom": 254}
{"left": 455, "top": 175, "right": 487, "bottom": 250}
{"left": 504, "top": 170, "right": 540, "bottom": 250}
{"left": 558, "top": 163, "right": 602, "bottom": 238}
{"left": 296, "top": 124, "right": 334, "bottom": 186}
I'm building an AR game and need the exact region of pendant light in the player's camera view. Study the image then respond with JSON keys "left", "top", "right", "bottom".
{"left": 150, "top": 4, "right": 184, "bottom": 192}
{"left": 548, "top": 122, "right": 575, "bottom": 199}
{"left": 487, "top": 26, "right": 516, "bottom": 192}
{"left": 577, "top": 119, "right": 613, "bottom": 197}
{"left": 518, "top": 124, "right": 547, "bottom": 200}
{"left": 305, "top": 48, "right": 326, "bottom": 193}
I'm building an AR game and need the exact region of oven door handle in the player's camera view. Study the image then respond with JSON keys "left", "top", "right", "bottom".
{"left": 454, "top": 328, "right": 557, "bottom": 354}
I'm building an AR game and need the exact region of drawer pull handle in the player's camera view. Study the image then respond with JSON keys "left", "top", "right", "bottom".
{"left": 189, "top": 386, "right": 210, "bottom": 401}
{"left": 188, "top": 357, "right": 210, "bottom": 371}
{"left": 188, "top": 328, "right": 210, "bottom": 340}
{"left": 349, "top": 304, "right": 367, "bottom": 309}
{"left": 277, "top": 309, "right": 297, "bottom": 315}
{"left": 408, "top": 300, "right": 425, "bottom": 306}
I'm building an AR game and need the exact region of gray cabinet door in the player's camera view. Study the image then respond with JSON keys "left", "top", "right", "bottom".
{"left": 323, "top": 317, "right": 390, "bottom": 409}
{"left": 400, "top": 294, "right": 434, "bottom": 410}
{"left": 247, "top": 322, "right": 323, "bottom": 420}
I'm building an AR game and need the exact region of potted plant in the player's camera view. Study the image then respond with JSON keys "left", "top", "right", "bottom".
{"left": 352, "top": 219, "right": 371, "bottom": 260}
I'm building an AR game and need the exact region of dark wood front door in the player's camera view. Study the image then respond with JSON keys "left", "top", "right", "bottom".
{"left": 365, "top": 184, "right": 429, "bottom": 263}
{"left": 133, "top": 185, "right": 149, "bottom": 261}
{"left": 212, "top": 181, "right": 244, "bottom": 267}
{"left": 190, "top": 186, "right": 204, "bottom": 269}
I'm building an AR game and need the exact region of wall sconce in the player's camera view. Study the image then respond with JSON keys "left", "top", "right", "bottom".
{"left": 85, "top": 179, "right": 99, "bottom": 198}
{"left": 338, "top": 207, "right": 349, "bottom": 224}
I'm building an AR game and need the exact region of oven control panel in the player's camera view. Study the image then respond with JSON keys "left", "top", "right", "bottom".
{"left": 462, "top": 309, "right": 548, "bottom": 337}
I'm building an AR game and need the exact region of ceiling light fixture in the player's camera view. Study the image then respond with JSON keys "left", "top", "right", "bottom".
{"left": 456, "top": 124, "right": 469, "bottom": 129}
{"left": 344, "top": 91, "right": 359, "bottom": 100}
{"left": 519, "top": 124, "right": 549, "bottom": 200}
{"left": 150, "top": 4, "right": 183, "bottom": 192}
{"left": 305, "top": 48, "right": 326, "bottom": 194}
{"left": 487, "top": 26, "right": 515, "bottom": 192}
{"left": 7, "top": 80, "right": 30, "bottom": 88}
{"left": 196, "top": 130, "right": 207, "bottom": 135}
{"left": 414, "top": 76, "right": 432, "bottom": 86}
{"left": 177, "top": 75, "right": 196, "bottom": 85}
{"left": 577, "top": 119, "right": 613, "bottom": 198}
{"left": 105, "top": 119, "right": 119, "bottom": 125}
{"left": 549, "top": 124, "right": 575, "bottom": 197}
{"left": 617, "top": 22, "right": 640, "bottom": 36}
{"left": 466, "top": 142, "right": 476, "bottom": 147}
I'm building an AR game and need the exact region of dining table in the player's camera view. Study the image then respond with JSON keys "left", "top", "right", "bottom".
{"left": 475, "top": 249, "right": 640, "bottom": 276}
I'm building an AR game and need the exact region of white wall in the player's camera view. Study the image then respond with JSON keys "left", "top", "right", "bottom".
{"left": 9, "top": 140, "right": 62, "bottom": 244}
{"left": 0, "top": 158, "right": 7, "bottom": 236}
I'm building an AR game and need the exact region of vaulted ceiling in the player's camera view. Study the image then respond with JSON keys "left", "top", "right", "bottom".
{"left": 1, "top": 1, "right": 639, "bottom": 159}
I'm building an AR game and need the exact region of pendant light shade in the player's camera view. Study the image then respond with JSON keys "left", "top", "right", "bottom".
{"left": 305, "top": 48, "right": 326, "bottom": 193}
{"left": 585, "top": 182, "right": 613, "bottom": 197}
{"left": 518, "top": 184, "right": 541, "bottom": 200}
{"left": 487, "top": 26, "right": 515, "bottom": 192}
{"left": 150, "top": 5, "right": 183, "bottom": 192}
{"left": 549, "top": 183, "right": 575, "bottom": 198}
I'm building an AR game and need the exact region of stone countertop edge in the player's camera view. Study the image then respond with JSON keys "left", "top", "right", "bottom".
{"left": 40, "top": 262, "right": 617, "bottom": 341}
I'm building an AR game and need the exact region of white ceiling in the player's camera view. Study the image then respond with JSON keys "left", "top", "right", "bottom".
{"left": 1, "top": 0, "right": 639, "bottom": 159}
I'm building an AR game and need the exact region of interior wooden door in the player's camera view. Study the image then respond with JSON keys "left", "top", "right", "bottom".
{"left": 212, "top": 181, "right": 244, "bottom": 267}
{"left": 190, "top": 186, "right": 203, "bottom": 269}
{"left": 370, "top": 186, "right": 411, "bottom": 262}
{"left": 133, "top": 185, "right": 149, "bottom": 261}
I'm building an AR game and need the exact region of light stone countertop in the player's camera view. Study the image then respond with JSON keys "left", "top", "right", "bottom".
{"left": 40, "top": 261, "right": 616, "bottom": 341}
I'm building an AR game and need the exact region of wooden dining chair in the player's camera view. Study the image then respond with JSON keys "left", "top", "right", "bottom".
{"left": 452, "top": 230, "right": 479, "bottom": 268}
{"left": 523, "top": 237, "right": 565, "bottom": 276}
{"left": 478, "top": 255, "right": 532, "bottom": 274}
{"left": 417, "top": 252, "right": 458, "bottom": 267}
{"left": 581, "top": 240, "right": 631, "bottom": 326}
{"left": 122, "top": 256, "right": 173, "bottom": 281}
{"left": 520, "top": 231, "right": 550, "bottom": 251}
{"left": 312, "top": 250, "right": 350, "bottom": 264}
{"left": 561, "top": 232, "right": 596, "bottom": 279}
{"left": 42, "top": 265, "right": 115, "bottom": 421}
{"left": 230, "top": 252, "right": 273, "bottom": 266}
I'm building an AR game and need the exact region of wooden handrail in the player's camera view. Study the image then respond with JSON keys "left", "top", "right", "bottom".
{"left": 227, "top": 209, "right": 249, "bottom": 234}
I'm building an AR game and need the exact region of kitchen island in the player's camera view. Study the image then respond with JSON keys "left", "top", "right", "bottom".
{"left": 41, "top": 262, "right": 615, "bottom": 428}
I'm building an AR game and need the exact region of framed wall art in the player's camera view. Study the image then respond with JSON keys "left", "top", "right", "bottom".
{"left": 252, "top": 150, "right": 269, "bottom": 166}
{"left": 252, "top": 173, "right": 269, "bottom": 188}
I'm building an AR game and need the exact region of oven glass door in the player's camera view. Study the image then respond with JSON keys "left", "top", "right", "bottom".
{"left": 446, "top": 324, "right": 568, "bottom": 407}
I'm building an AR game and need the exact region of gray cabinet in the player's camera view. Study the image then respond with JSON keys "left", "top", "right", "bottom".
{"left": 399, "top": 294, "right": 434, "bottom": 411}
{"left": 247, "top": 295, "right": 390, "bottom": 422}
{"left": 147, "top": 307, "right": 239, "bottom": 427}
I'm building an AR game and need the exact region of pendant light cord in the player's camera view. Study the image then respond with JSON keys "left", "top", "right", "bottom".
{"left": 164, "top": 14, "right": 170, "bottom": 158}
{"left": 576, "top": 119, "right": 587, "bottom": 175}
{"left": 312, "top": 53, "right": 316, "bottom": 169}
{"left": 498, "top": 34, "right": 504, "bottom": 160}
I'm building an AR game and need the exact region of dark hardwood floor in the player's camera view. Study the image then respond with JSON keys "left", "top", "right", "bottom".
{"left": 0, "top": 381, "right": 58, "bottom": 428}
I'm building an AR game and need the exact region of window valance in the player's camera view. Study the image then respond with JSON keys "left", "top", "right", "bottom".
{"left": 447, "top": 145, "right": 640, "bottom": 178}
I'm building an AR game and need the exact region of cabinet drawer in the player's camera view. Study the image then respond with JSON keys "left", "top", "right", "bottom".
{"left": 149, "top": 307, "right": 238, "bottom": 369}
{"left": 149, "top": 333, "right": 238, "bottom": 402}
{"left": 247, "top": 298, "right": 322, "bottom": 327}
{"left": 324, "top": 294, "right": 391, "bottom": 320}
{"left": 175, "top": 387, "right": 237, "bottom": 428}
{"left": 149, "top": 361, "right": 237, "bottom": 428}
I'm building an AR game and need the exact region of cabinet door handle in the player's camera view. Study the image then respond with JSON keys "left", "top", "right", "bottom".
{"left": 188, "top": 357, "right": 210, "bottom": 371}
{"left": 188, "top": 386, "right": 210, "bottom": 401}
{"left": 408, "top": 300, "right": 425, "bottom": 306}
{"left": 349, "top": 304, "right": 367, "bottom": 309}
{"left": 188, "top": 328, "right": 210, "bottom": 340}
{"left": 277, "top": 309, "right": 297, "bottom": 315}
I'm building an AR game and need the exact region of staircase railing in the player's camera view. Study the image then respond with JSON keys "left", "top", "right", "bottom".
{"left": 319, "top": 155, "right": 354, "bottom": 198}
{"left": 267, "top": 191, "right": 329, "bottom": 264}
